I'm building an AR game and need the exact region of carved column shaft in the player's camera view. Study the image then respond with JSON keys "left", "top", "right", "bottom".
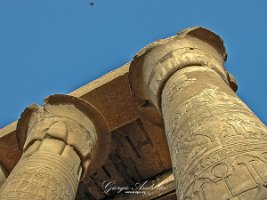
{"left": 0, "top": 139, "right": 82, "bottom": 200}
{"left": 0, "top": 95, "right": 110, "bottom": 200}
{"left": 129, "top": 27, "right": 267, "bottom": 200}
{"left": 162, "top": 66, "right": 267, "bottom": 199}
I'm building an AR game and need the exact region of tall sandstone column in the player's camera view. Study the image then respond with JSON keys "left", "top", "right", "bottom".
{"left": 0, "top": 94, "right": 110, "bottom": 200}
{"left": 129, "top": 27, "right": 267, "bottom": 200}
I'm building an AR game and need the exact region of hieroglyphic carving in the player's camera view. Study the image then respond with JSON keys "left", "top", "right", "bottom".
{"left": 129, "top": 27, "right": 267, "bottom": 200}
{"left": 0, "top": 131, "right": 22, "bottom": 174}
{"left": 0, "top": 140, "right": 81, "bottom": 200}
{"left": 0, "top": 95, "right": 110, "bottom": 200}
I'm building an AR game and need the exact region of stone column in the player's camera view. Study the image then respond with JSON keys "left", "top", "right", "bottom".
{"left": 129, "top": 27, "right": 267, "bottom": 200}
{"left": 0, "top": 163, "right": 7, "bottom": 187}
{"left": 0, "top": 94, "right": 110, "bottom": 200}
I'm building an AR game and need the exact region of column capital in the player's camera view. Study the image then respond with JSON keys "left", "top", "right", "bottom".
{"left": 16, "top": 94, "right": 110, "bottom": 180}
{"left": 129, "top": 27, "right": 236, "bottom": 112}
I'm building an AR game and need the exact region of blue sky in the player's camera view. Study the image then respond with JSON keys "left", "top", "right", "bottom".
{"left": 0, "top": 0, "right": 266, "bottom": 128}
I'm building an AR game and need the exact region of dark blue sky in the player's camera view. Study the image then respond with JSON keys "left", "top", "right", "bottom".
{"left": 0, "top": 0, "right": 266, "bottom": 128}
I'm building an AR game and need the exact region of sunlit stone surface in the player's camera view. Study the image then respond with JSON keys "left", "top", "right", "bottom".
{"left": 129, "top": 27, "right": 267, "bottom": 200}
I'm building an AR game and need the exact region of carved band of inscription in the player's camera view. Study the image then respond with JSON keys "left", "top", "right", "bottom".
{"left": 147, "top": 49, "right": 227, "bottom": 111}
{"left": 183, "top": 151, "right": 267, "bottom": 200}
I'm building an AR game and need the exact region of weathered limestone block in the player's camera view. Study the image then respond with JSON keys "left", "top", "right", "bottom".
{"left": 0, "top": 94, "right": 110, "bottom": 200}
{"left": 129, "top": 27, "right": 267, "bottom": 200}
